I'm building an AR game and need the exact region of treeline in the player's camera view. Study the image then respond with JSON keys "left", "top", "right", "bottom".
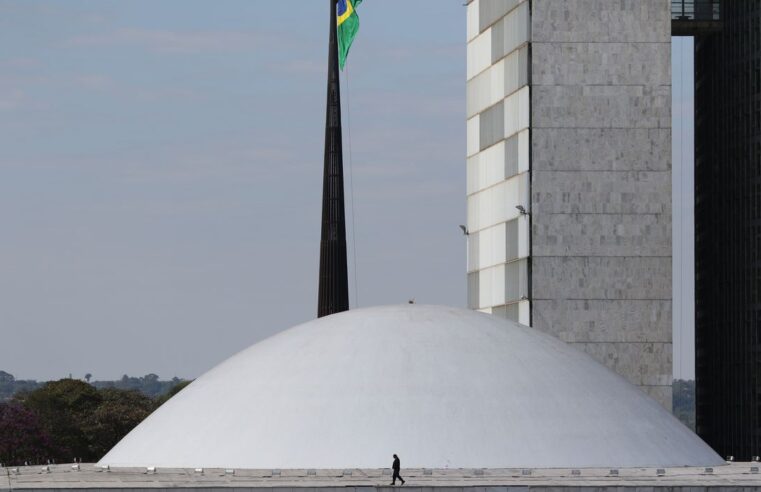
{"left": 91, "top": 374, "right": 185, "bottom": 399}
{"left": 673, "top": 378, "right": 696, "bottom": 431}
{"left": 0, "top": 378, "right": 190, "bottom": 466}
{"left": 0, "top": 371, "right": 185, "bottom": 402}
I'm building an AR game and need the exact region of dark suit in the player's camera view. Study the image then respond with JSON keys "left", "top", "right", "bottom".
{"left": 392, "top": 457, "right": 404, "bottom": 485}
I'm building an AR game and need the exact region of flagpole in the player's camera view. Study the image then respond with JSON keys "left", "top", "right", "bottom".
{"left": 317, "top": 0, "right": 350, "bottom": 318}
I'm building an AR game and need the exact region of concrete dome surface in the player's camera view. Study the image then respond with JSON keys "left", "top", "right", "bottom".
{"left": 100, "top": 305, "right": 722, "bottom": 469}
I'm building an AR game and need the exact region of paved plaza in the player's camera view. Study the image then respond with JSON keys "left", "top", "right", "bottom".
{"left": 3, "top": 462, "right": 760, "bottom": 491}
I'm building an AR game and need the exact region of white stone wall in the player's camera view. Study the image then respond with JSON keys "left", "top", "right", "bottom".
{"left": 466, "top": 0, "right": 673, "bottom": 409}
{"left": 466, "top": 0, "right": 531, "bottom": 325}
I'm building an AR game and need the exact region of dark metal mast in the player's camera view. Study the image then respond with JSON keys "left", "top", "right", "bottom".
{"left": 318, "top": 0, "right": 349, "bottom": 318}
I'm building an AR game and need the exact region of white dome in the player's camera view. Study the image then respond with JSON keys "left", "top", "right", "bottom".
{"left": 100, "top": 305, "right": 722, "bottom": 469}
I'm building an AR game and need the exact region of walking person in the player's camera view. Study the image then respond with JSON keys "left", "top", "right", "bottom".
{"left": 391, "top": 454, "right": 405, "bottom": 486}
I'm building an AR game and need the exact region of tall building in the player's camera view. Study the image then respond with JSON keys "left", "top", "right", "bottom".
{"left": 693, "top": 0, "right": 761, "bottom": 461}
{"left": 466, "top": 0, "right": 673, "bottom": 408}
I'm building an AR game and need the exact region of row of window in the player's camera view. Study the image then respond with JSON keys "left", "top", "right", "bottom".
{"left": 466, "top": 46, "right": 528, "bottom": 119}
{"left": 466, "top": 129, "right": 529, "bottom": 196}
{"left": 467, "top": 1, "right": 529, "bottom": 80}
{"left": 467, "top": 86, "right": 530, "bottom": 158}
{"left": 467, "top": 259, "right": 529, "bottom": 310}
{"left": 467, "top": 216, "right": 529, "bottom": 273}
{"left": 467, "top": 172, "right": 529, "bottom": 233}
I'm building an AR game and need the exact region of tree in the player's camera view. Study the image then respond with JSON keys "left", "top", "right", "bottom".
{"left": 14, "top": 379, "right": 102, "bottom": 462}
{"left": 8, "top": 381, "right": 168, "bottom": 463}
{"left": 0, "top": 376, "right": 194, "bottom": 465}
{"left": 84, "top": 389, "right": 154, "bottom": 459}
{"left": 0, "top": 374, "right": 42, "bottom": 403}
{"left": 84, "top": 373, "right": 92, "bottom": 383}
{"left": 154, "top": 380, "right": 192, "bottom": 407}
{"left": 673, "top": 379, "right": 696, "bottom": 431}
{"left": 0, "top": 371, "right": 16, "bottom": 402}
{"left": 140, "top": 373, "right": 162, "bottom": 397}
{"left": 0, "top": 401, "right": 55, "bottom": 466}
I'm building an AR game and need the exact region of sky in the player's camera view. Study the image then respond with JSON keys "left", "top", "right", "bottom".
{"left": 672, "top": 36, "right": 695, "bottom": 381}
{"left": 0, "top": 2, "right": 695, "bottom": 381}
{"left": 0, "top": 0, "right": 465, "bottom": 381}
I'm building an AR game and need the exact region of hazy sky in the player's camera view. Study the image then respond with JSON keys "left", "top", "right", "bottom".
{"left": 0, "top": 2, "right": 695, "bottom": 381}
{"left": 672, "top": 36, "right": 695, "bottom": 380}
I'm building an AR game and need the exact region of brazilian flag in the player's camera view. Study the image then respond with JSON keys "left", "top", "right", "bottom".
{"left": 337, "top": 0, "right": 362, "bottom": 70}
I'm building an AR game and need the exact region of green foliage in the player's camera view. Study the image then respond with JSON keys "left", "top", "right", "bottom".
{"left": 83, "top": 389, "right": 154, "bottom": 459}
{"left": 14, "top": 379, "right": 102, "bottom": 461}
{"left": 0, "top": 402, "right": 56, "bottom": 465}
{"left": 92, "top": 374, "right": 184, "bottom": 398}
{"left": 0, "top": 371, "right": 42, "bottom": 402}
{"left": 0, "top": 376, "right": 190, "bottom": 465}
{"left": 672, "top": 379, "right": 696, "bottom": 431}
{"left": 1, "top": 371, "right": 186, "bottom": 402}
{"left": 153, "top": 380, "right": 192, "bottom": 407}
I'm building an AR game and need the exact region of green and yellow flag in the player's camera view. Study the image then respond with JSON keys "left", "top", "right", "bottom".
{"left": 336, "top": 0, "right": 362, "bottom": 70}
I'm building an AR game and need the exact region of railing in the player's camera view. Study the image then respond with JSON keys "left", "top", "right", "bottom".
{"left": 672, "top": 0, "right": 721, "bottom": 21}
